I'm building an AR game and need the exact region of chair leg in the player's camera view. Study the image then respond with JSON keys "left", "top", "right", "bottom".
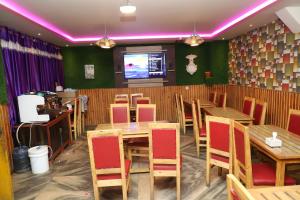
{"left": 218, "top": 167, "right": 222, "bottom": 176}
{"left": 176, "top": 176, "right": 181, "bottom": 200}
{"left": 206, "top": 163, "right": 210, "bottom": 186}
{"left": 93, "top": 186, "right": 100, "bottom": 200}
{"left": 150, "top": 175, "right": 154, "bottom": 200}
{"left": 122, "top": 183, "right": 127, "bottom": 200}
{"left": 183, "top": 124, "right": 186, "bottom": 135}
{"left": 196, "top": 141, "right": 200, "bottom": 158}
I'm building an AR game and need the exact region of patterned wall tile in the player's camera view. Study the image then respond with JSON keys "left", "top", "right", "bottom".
{"left": 229, "top": 19, "right": 300, "bottom": 92}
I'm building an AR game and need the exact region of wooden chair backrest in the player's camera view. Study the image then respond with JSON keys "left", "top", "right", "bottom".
{"left": 218, "top": 93, "right": 227, "bottom": 107}
{"left": 242, "top": 97, "right": 255, "bottom": 117}
{"left": 206, "top": 115, "right": 233, "bottom": 173}
{"left": 130, "top": 93, "right": 143, "bottom": 106}
{"left": 87, "top": 130, "right": 126, "bottom": 185}
{"left": 110, "top": 104, "right": 130, "bottom": 124}
{"left": 209, "top": 91, "right": 217, "bottom": 104}
{"left": 233, "top": 121, "right": 253, "bottom": 188}
{"left": 114, "top": 97, "right": 129, "bottom": 104}
{"left": 179, "top": 94, "right": 186, "bottom": 122}
{"left": 136, "top": 104, "right": 156, "bottom": 122}
{"left": 287, "top": 109, "right": 300, "bottom": 136}
{"left": 253, "top": 100, "right": 267, "bottom": 125}
{"left": 115, "top": 94, "right": 128, "bottom": 99}
{"left": 175, "top": 94, "right": 182, "bottom": 124}
{"left": 149, "top": 123, "right": 180, "bottom": 170}
{"left": 192, "top": 100, "right": 202, "bottom": 142}
{"left": 227, "top": 174, "right": 255, "bottom": 200}
{"left": 136, "top": 97, "right": 151, "bottom": 104}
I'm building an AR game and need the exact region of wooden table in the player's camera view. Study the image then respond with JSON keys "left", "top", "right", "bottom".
{"left": 203, "top": 107, "right": 253, "bottom": 124}
{"left": 91, "top": 121, "right": 167, "bottom": 173}
{"left": 249, "top": 185, "right": 300, "bottom": 200}
{"left": 184, "top": 100, "right": 215, "bottom": 108}
{"left": 249, "top": 125, "right": 300, "bottom": 186}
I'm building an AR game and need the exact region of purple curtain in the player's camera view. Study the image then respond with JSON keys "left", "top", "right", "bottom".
{"left": 0, "top": 27, "right": 64, "bottom": 127}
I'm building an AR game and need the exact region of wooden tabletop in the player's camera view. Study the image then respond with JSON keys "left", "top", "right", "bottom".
{"left": 184, "top": 100, "right": 215, "bottom": 108}
{"left": 203, "top": 107, "right": 253, "bottom": 122}
{"left": 249, "top": 125, "right": 300, "bottom": 160}
{"left": 249, "top": 185, "right": 300, "bottom": 200}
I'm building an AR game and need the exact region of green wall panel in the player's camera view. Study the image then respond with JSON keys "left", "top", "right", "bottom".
{"left": 0, "top": 49, "right": 7, "bottom": 104}
{"left": 62, "top": 46, "right": 115, "bottom": 89}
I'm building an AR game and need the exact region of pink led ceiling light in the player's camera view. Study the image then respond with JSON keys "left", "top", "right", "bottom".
{"left": 0, "top": 0, "right": 277, "bottom": 43}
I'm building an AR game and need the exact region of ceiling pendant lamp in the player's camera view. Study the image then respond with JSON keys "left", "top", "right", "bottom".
{"left": 95, "top": 25, "right": 116, "bottom": 49}
{"left": 184, "top": 23, "right": 204, "bottom": 47}
{"left": 120, "top": 0, "right": 136, "bottom": 14}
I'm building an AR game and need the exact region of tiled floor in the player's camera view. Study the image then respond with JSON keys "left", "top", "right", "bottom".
{"left": 13, "top": 130, "right": 228, "bottom": 200}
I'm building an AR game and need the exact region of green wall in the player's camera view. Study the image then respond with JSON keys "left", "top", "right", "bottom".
{"left": 62, "top": 46, "right": 115, "bottom": 89}
{"left": 62, "top": 41, "right": 229, "bottom": 89}
{"left": 175, "top": 40, "right": 229, "bottom": 85}
{"left": 0, "top": 49, "right": 7, "bottom": 104}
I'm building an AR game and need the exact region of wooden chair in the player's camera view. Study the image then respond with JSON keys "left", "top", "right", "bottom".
{"left": 71, "top": 97, "right": 82, "bottom": 140}
{"left": 87, "top": 129, "right": 131, "bottom": 200}
{"left": 233, "top": 121, "right": 295, "bottom": 188}
{"left": 110, "top": 104, "right": 130, "bottom": 124}
{"left": 114, "top": 97, "right": 129, "bottom": 104}
{"left": 127, "top": 104, "right": 156, "bottom": 162}
{"left": 242, "top": 97, "right": 255, "bottom": 118}
{"left": 115, "top": 94, "right": 129, "bottom": 99}
{"left": 149, "top": 123, "right": 181, "bottom": 200}
{"left": 206, "top": 115, "right": 233, "bottom": 186}
{"left": 179, "top": 94, "right": 193, "bottom": 134}
{"left": 130, "top": 93, "right": 143, "bottom": 107}
{"left": 226, "top": 174, "right": 255, "bottom": 200}
{"left": 192, "top": 99, "right": 207, "bottom": 157}
{"left": 136, "top": 97, "right": 151, "bottom": 104}
{"left": 217, "top": 93, "right": 227, "bottom": 107}
{"left": 209, "top": 91, "right": 217, "bottom": 104}
{"left": 287, "top": 109, "right": 300, "bottom": 136}
{"left": 253, "top": 100, "right": 267, "bottom": 125}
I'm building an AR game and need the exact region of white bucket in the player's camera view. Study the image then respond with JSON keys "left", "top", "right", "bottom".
{"left": 28, "top": 145, "right": 49, "bottom": 174}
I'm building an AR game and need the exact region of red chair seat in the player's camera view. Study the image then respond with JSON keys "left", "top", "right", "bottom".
{"left": 185, "top": 113, "right": 193, "bottom": 119}
{"left": 199, "top": 123, "right": 207, "bottom": 137}
{"left": 153, "top": 155, "right": 183, "bottom": 170}
{"left": 211, "top": 154, "right": 229, "bottom": 163}
{"left": 97, "top": 160, "right": 131, "bottom": 180}
{"left": 252, "top": 163, "right": 296, "bottom": 186}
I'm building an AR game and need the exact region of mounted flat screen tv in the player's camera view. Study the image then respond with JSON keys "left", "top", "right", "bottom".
{"left": 124, "top": 52, "right": 166, "bottom": 79}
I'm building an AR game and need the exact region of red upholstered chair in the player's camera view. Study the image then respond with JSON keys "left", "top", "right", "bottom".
{"left": 192, "top": 99, "right": 207, "bottom": 157}
{"left": 179, "top": 94, "right": 193, "bottom": 134}
{"left": 253, "top": 100, "right": 267, "bottom": 125}
{"left": 206, "top": 115, "right": 233, "bottom": 186}
{"left": 226, "top": 174, "right": 255, "bottom": 200}
{"left": 87, "top": 130, "right": 131, "bottom": 200}
{"left": 242, "top": 97, "right": 255, "bottom": 118}
{"left": 130, "top": 93, "right": 143, "bottom": 107}
{"left": 114, "top": 97, "right": 129, "bottom": 104}
{"left": 115, "top": 94, "right": 129, "bottom": 99}
{"left": 287, "top": 109, "right": 300, "bottom": 136}
{"left": 209, "top": 91, "right": 217, "bottom": 104}
{"left": 136, "top": 97, "right": 151, "bottom": 104}
{"left": 149, "top": 123, "right": 181, "bottom": 200}
{"left": 136, "top": 104, "right": 156, "bottom": 122}
{"left": 233, "top": 121, "right": 295, "bottom": 188}
{"left": 217, "top": 93, "right": 227, "bottom": 107}
{"left": 110, "top": 104, "right": 130, "bottom": 124}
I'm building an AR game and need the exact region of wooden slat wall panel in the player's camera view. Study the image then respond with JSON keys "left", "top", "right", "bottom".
{"left": 0, "top": 104, "right": 13, "bottom": 158}
{"left": 227, "top": 85, "right": 300, "bottom": 129}
{"left": 79, "top": 85, "right": 227, "bottom": 125}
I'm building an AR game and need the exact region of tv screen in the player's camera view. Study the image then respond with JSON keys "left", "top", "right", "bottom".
{"left": 124, "top": 52, "right": 166, "bottom": 79}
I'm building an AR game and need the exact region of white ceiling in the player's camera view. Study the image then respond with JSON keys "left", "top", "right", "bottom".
{"left": 0, "top": 0, "right": 299, "bottom": 46}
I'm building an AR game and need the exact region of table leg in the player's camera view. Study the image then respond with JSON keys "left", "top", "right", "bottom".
{"left": 276, "top": 161, "right": 285, "bottom": 186}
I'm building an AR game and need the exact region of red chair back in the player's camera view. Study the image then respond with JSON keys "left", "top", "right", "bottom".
{"left": 136, "top": 97, "right": 151, "bottom": 104}
{"left": 287, "top": 109, "right": 300, "bottom": 136}
{"left": 209, "top": 121, "right": 230, "bottom": 153}
{"left": 92, "top": 136, "right": 121, "bottom": 169}
{"left": 253, "top": 100, "right": 267, "bottom": 125}
{"left": 136, "top": 104, "right": 156, "bottom": 122}
{"left": 110, "top": 104, "right": 130, "bottom": 124}
{"left": 218, "top": 93, "right": 227, "bottom": 107}
{"left": 152, "top": 129, "right": 177, "bottom": 159}
{"left": 209, "top": 92, "right": 217, "bottom": 103}
{"left": 242, "top": 97, "right": 255, "bottom": 117}
{"left": 114, "top": 98, "right": 129, "bottom": 104}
